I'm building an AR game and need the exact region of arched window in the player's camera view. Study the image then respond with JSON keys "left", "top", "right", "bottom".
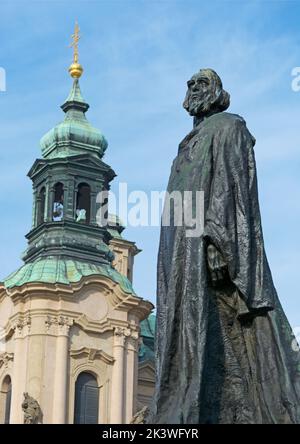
{"left": 0, "top": 376, "right": 12, "bottom": 424}
{"left": 74, "top": 372, "right": 99, "bottom": 424}
{"left": 37, "top": 187, "right": 46, "bottom": 225}
{"left": 53, "top": 182, "right": 64, "bottom": 221}
{"left": 76, "top": 183, "right": 91, "bottom": 224}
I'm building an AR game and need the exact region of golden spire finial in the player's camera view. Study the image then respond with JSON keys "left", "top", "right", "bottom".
{"left": 68, "top": 21, "right": 83, "bottom": 79}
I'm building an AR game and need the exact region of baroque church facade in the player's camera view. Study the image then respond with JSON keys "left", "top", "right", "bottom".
{"left": 0, "top": 39, "right": 155, "bottom": 423}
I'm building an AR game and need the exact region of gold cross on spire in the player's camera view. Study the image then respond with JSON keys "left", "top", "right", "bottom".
{"left": 68, "top": 21, "right": 83, "bottom": 79}
{"left": 70, "top": 21, "right": 80, "bottom": 64}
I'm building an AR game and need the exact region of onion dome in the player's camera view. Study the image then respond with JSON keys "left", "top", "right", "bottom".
{"left": 40, "top": 79, "right": 107, "bottom": 159}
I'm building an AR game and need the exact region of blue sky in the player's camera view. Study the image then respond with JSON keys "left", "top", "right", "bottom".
{"left": 0, "top": 0, "right": 300, "bottom": 326}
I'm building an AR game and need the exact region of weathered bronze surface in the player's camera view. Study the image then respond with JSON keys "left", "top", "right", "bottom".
{"left": 150, "top": 69, "right": 300, "bottom": 424}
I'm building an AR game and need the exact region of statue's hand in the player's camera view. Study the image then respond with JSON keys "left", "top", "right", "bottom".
{"left": 207, "top": 244, "right": 228, "bottom": 287}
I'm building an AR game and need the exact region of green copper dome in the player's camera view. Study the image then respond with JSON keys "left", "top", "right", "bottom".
{"left": 4, "top": 257, "right": 135, "bottom": 294}
{"left": 40, "top": 79, "right": 107, "bottom": 159}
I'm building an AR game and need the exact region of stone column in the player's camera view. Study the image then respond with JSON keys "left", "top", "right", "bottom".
{"left": 90, "top": 191, "right": 97, "bottom": 225}
{"left": 110, "top": 327, "right": 127, "bottom": 424}
{"left": 32, "top": 189, "right": 38, "bottom": 228}
{"left": 51, "top": 317, "right": 72, "bottom": 424}
{"left": 62, "top": 184, "right": 69, "bottom": 220}
{"left": 125, "top": 330, "right": 139, "bottom": 423}
{"left": 10, "top": 336, "right": 24, "bottom": 423}
{"left": 10, "top": 317, "right": 31, "bottom": 424}
{"left": 46, "top": 184, "right": 55, "bottom": 222}
{"left": 95, "top": 184, "right": 105, "bottom": 226}
{"left": 65, "top": 178, "right": 75, "bottom": 221}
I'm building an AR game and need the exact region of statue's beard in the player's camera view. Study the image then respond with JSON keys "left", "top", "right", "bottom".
{"left": 184, "top": 93, "right": 209, "bottom": 117}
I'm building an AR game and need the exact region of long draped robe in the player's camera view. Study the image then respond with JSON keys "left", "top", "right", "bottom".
{"left": 152, "top": 111, "right": 300, "bottom": 424}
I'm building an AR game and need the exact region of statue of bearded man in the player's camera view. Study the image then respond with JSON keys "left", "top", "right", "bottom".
{"left": 150, "top": 68, "right": 300, "bottom": 424}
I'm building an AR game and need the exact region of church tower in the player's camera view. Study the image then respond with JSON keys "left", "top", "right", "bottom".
{"left": 0, "top": 24, "right": 153, "bottom": 424}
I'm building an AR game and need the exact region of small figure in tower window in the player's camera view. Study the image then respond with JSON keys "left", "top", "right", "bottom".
{"left": 76, "top": 208, "right": 86, "bottom": 223}
{"left": 53, "top": 195, "right": 64, "bottom": 221}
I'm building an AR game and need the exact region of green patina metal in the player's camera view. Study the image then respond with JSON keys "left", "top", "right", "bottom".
{"left": 107, "top": 213, "right": 125, "bottom": 240}
{"left": 139, "top": 313, "right": 156, "bottom": 363}
{"left": 4, "top": 257, "right": 135, "bottom": 294}
{"left": 40, "top": 79, "right": 107, "bottom": 159}
{"left": 140, "top": 313, "right": 156, "bottom": 337}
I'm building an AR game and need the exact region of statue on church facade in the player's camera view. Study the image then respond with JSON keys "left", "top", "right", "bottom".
{"left": 151, "top": 69, "right": 300, "bottom": 424}
{"left": 22, "top": 393, "right": 43, "bottom": 424}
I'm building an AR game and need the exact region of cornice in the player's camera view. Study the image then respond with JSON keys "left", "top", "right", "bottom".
{"left": 5, "top": 275, "right": 154, "bottom": 319}
{"left": 70, "top": 346, "right": 114, "bottom": 365}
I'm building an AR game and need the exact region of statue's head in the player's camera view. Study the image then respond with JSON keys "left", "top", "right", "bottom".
{"left": 183, "top": 68, "right": 230, "bottom": 118}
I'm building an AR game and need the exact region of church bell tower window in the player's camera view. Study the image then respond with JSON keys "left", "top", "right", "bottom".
{"left": 76, "top": 183, "right": 91, "bottom": 224}
{"left": 53, "top": 182, "right": 64, "bottom": 221}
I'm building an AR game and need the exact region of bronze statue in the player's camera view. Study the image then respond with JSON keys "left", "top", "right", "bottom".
{"left": 151, "top": 69, "right": 300, "bottom": 423}
{"left": 22, "top": 392, "right": 43, "bottom": 424}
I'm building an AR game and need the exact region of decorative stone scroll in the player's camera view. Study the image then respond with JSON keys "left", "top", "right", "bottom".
{"left": 114, "top": 326, "right": 139, "bottom": 347}
{"left": 13, "top": 316, "right": 31, "bottom": 338}
{"left": 0, "top": 352, "right": 14, "bottom": 369}
{"left": 45, "top": 315, "right": 73, "bottom": 335}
